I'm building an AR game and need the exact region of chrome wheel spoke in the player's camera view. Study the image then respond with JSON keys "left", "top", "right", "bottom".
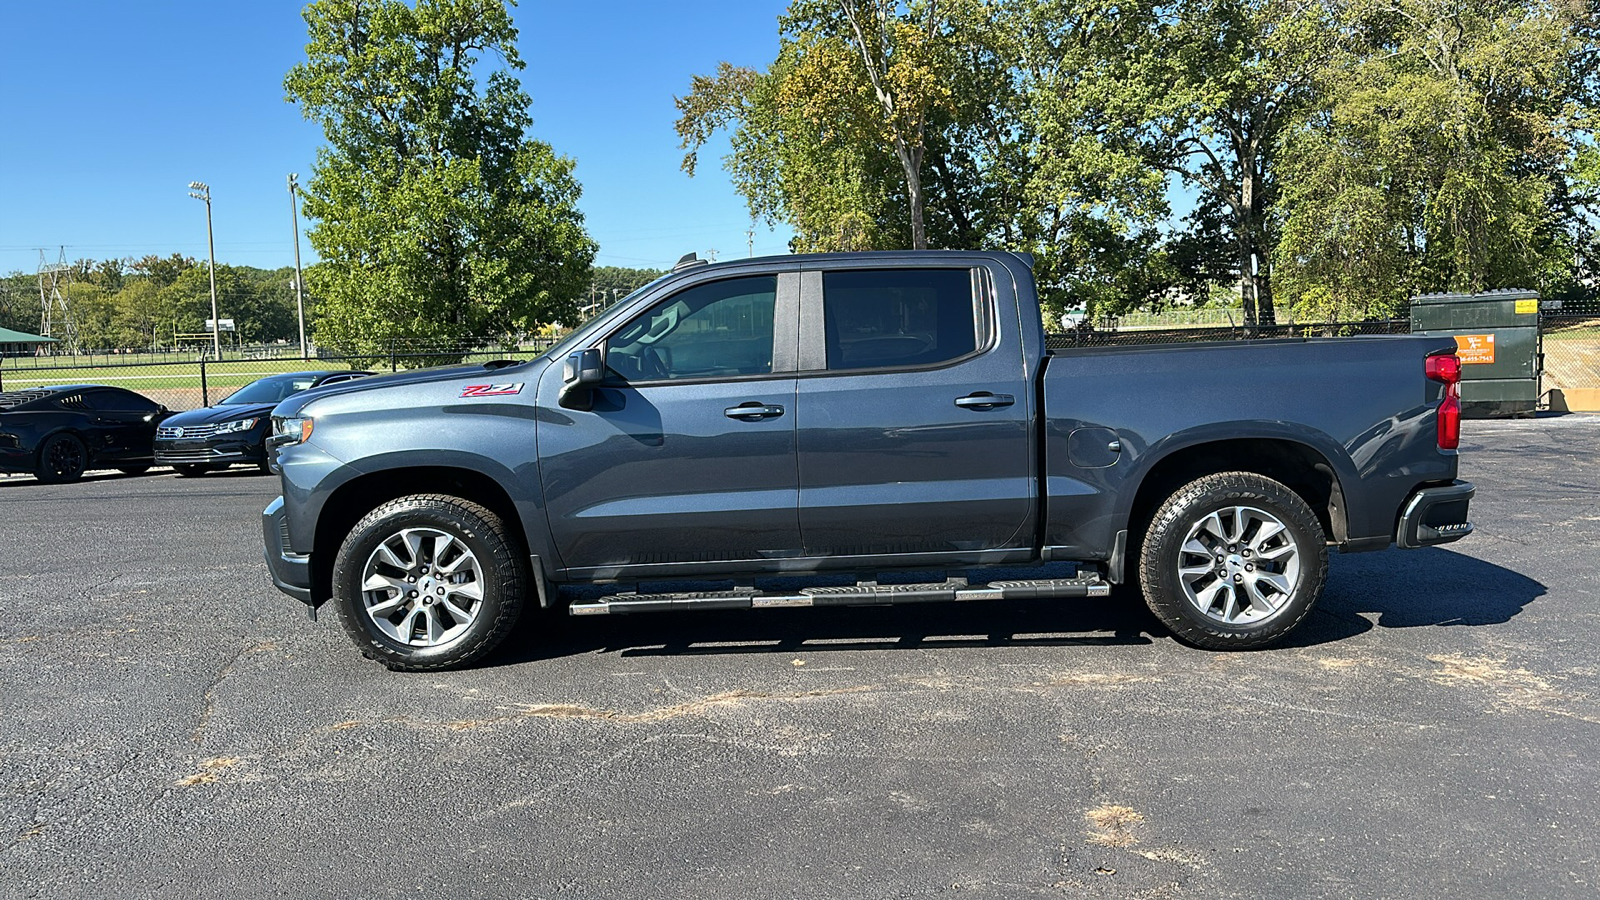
{"left": 394, "top": 608, "right": 422, "bottom": 644}
{"left": 362, "top": 572, "right": 409, "bottom": 595}
{"left": 442, "top": 598, "right": 476, "bottom": 625}
{"left": 361, "top": 526, "right": 484, "bottom": 649}
{"left": 374, "top": 543, "right": 408, "bottom": 570}
{"left": 366, "top": 595, "right": 406, "bottom": 617}
{"left": 444, "top": 580, "right": 482, "bottom": 602}
{"left": 1255, "top": 571, "right": 1292, "bottom": 595}
{"left": 422, "top": 606, "right": 445, "bottom": 643}
{"left": 1257, "top": 542, "right": 1295, "bottom": 561}
{"left": 1249, "top": 520, "right": 1285, "bottom": 550}
{"left": 1192, "top": 580, "right": 1225, "bottom": 613}
{"left": 1196, "top": 512, "right": 1228, "bottom": 545}
{"left": 1178, "top": 505, "right": 1301, "bottom": 626}
{"left": 1243, "top": 577, "right": 1278, "bottom": 614}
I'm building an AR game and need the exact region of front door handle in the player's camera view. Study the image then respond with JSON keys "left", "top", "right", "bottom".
{"left": 954, "top": 392, "right": 1015, "bottom": 410}
{"left": 724, "top": 402, "right": 785, "bottom": 420}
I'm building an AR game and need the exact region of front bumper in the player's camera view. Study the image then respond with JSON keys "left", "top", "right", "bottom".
{"left": 1396, "top": 480, "right": 1475, "bottom": 549}
{"left": 263, "top": 495, "right": 315, "bottom": 606}
{"left": 156, "top": 437, "right": 265, "bottom": 466}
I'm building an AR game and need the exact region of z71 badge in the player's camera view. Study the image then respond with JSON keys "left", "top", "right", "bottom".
{"left": 460, "top": 383, "right": 524, "bottom": 398}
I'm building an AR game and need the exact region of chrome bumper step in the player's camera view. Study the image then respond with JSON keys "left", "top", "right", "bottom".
{"left": 568, "top": 575, "right": 1110, "bottom": 616}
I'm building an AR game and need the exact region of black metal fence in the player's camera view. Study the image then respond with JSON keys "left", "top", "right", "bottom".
{"left": 1046, "top": 318, "right": 1412, "bottom": 349}
{"left": 4, "top": 316, "right": 1596, "bottom": 409}
{"left": 0, "top": 342, "right": 558, "bottom": 412}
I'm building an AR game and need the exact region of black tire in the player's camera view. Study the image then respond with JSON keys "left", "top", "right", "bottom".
{"left": 116, "top": 465, "right": 150, "bottom": 476}
{"left": 172, "top": 464, "right": 212, "bottom": 477}
{"left": 332, "top": 494, "right": 527, "bottom": 671}
{"left": 35, "top": 433, "right": 88, "bottom": 484}
{"left": 1138, "top": 472, "right": 1328, "bottom": 650}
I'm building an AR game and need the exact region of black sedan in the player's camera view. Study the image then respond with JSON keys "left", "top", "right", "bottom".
{"left": 154, "top": 370, "right": 369, "bottom": 476}
{"left": 0, "top": 385, "right": 173, "bottom": 484}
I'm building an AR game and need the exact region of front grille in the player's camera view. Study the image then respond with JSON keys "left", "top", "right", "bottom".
{"left": 155, "top": 449, "right": 218, "bottom": 463}
{"left": 157, "top": 424, "right": 219, "bottom": 441}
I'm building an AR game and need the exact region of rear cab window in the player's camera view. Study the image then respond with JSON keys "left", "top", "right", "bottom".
{"left": 821, "top": 268, "right": 986, "bottom": 371}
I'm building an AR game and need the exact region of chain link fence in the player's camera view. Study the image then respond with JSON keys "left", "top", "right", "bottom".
{"left": 1540, "top": 314, "right": 1600, "bottom": 392}
{"left": 1046, "top": 317, "right": 1411, "bottom": 349}
{"left": 0, "top": 341, "right": 558, "bottom": 411}
{"left": 6, "top": 316, "right": 1599, "bottom": 410}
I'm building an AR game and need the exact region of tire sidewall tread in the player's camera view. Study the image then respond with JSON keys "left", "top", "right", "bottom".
{"left": 1138, "top": 471, "right": 1329, "bottom": 651}
{"left": 331, "top": 494, "right": 527, "bottom": 671}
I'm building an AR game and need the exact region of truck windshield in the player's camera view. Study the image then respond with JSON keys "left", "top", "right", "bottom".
{"left": 542, "top": 275, "right": 673, "bottom": 361}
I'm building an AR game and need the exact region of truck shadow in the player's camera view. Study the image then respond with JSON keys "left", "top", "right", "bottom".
{"left": 495, "top": 594, "right": 1159, "bottom": 666}
{"left": 489, "top": 548, "right": 1543, "bottom": 667}
{"left": 1282, "top": 547, "right": 1545, "bottom": 647}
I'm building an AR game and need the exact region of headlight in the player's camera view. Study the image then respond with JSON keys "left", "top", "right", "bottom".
{"left": 270, "top": 416, "right": 314, "bottom": 446}
{"left": 215, "top": 417, "right": 260, "bottom": 434}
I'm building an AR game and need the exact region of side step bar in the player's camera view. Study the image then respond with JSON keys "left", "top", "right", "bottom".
{"left": 568, "top": 576, "right": 1110, "bottom": 617}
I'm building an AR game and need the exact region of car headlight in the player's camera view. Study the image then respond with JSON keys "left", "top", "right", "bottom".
{"left": 215, "top": 417, "right": 260, "bottom": 434}
{"left": 269, "top": 416, "right": 313, "bottom": 446}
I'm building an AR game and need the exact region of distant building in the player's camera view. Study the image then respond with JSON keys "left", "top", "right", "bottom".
{"left": 0, "top": 327, "right": 58, "bottom": 357}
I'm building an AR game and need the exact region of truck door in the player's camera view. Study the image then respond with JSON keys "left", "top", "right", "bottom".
{"left": 536, "top": 272, "right": 802, "bottom": 575}
{"left": 795, "top": 263, "right": 1035, "bottom": 559}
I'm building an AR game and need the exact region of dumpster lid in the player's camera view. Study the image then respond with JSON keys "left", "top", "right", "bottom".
{"left": 1411, "top": 288, "right": 1540, "bottom": 305}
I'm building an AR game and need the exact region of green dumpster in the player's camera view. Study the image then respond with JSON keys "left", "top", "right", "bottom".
{"left": 1410, "top": 289, "right": 1541, "bottom": 418}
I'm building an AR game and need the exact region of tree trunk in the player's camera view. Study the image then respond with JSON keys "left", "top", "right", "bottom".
{"left": 906, "top": 166, "right": 928, "bottom": 250}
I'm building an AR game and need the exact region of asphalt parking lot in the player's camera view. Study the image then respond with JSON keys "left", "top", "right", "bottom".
{"left": 2, "top": 417, "right": 1597, "bottom": 900}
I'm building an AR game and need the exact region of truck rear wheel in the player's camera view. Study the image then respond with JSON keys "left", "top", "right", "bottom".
{"left": 1138, "top": 472, "right": 1327, "bottom": 650}
{"left": 331, "top": 494, "right": 527, "bottom": 671}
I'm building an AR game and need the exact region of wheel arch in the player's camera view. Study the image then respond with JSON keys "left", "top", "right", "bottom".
{"left": 311, "top": 465, "right": 533, "bottom": 606}
{"left": 1123, "top": 434, "right": 1353, "bottom": 553}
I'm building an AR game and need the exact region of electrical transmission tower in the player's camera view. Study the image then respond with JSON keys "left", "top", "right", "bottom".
{"left": 38, "top": 247, "right": 79, "bottom": 355}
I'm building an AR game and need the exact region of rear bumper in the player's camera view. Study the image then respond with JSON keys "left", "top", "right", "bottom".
{"left": 1396, "top": 480, "right": 1475, "bottom": 549}
{"left": 262, "top": 495, "right": 315, "bottom": 605}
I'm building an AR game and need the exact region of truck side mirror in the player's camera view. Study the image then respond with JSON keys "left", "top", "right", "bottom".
{"left": 559, "top": 348, "right": 604, "bottom": 410}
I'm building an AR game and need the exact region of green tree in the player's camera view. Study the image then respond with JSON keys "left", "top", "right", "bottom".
{"left": 284, "top": 0, "right": 596, "bottom": 356}
{"left": 1273, "top": 0, "right": 1596, "bottom": 319}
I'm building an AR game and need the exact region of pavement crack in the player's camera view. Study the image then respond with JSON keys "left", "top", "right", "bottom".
{"left": 189, "top": 641, "right": 253, "bottom": 745}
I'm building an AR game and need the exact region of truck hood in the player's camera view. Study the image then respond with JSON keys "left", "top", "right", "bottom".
{"left": 161, "top": 403, "right": 275, "bottom": 426}
{"left": 271, "top": 359, "right": 543, "bottom": 418}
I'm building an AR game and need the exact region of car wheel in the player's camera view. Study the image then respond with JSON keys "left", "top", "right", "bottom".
{"left": 35, "top": 433, "right": 88, "bottom": 484}
{"left": 173, "top": 464, "right": 212, "bottom": 477}
{"left": 116, "top": 465, "right": 151, "bottom": 476}
{"left": 1138, "top": 472, "right": 1327, "bottom": 650}
{"left": 332, "top": 494, "right": 527, "bottom": 671}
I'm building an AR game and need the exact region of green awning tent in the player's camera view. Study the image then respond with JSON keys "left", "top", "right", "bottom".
{"left": 0, "top": 327, "right": 58, "bottom": 355}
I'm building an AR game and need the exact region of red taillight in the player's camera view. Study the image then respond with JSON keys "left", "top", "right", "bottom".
{"left": 1427, "top": 352, "right": 1461, "bottom": 450}
{"left": 1426, "top": 354, "right": 1461, "bottom": 385}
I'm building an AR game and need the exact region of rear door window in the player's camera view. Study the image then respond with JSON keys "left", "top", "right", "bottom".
{"left": 821, "top": 268, "right": 982, "bottom": 371}
{"left": 604, "top": 275, "right": 778, "bottom": 382}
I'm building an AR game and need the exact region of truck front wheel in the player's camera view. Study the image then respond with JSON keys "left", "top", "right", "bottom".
{"left": 1138, "top": 472, "right": 1328, "bottom": 650}
{"left": 331, "top": 494, "right": 527, "bottom": 670}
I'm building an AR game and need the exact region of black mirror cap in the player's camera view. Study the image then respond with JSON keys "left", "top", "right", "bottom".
{"left": 563, "top": 348, "right": 604, "bottom": 386}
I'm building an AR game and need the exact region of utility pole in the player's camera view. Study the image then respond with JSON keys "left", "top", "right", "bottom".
{"left": 187, "top": 182, "right": 221, "bottom": 360}
{"left": 288, "top": 174, "right": 308, "bottom": 358}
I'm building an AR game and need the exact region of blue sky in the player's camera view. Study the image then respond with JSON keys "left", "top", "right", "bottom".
{"left": 0, "top": 1, "right": 795, "bottom": 277}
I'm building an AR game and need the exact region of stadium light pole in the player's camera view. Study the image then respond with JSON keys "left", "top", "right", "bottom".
{"left": 288, "top": 173, "right": 308, "bottom": 358}
{"left": 187, "top": 181, "right": 221, "bottom": 360}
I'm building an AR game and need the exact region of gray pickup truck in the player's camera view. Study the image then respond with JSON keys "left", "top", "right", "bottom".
{"left": 263, "top": 251, "right": 1474, "bottom": 670}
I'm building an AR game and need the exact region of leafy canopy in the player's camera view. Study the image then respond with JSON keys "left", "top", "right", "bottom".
{"left": 285, "top": 0, "right": 595, "bottom": 355}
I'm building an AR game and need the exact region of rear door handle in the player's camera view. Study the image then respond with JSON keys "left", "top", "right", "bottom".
{"left": 724, "top": 402, "right": 785, "bottom": 420}
{"left": 954, "top": 392, "right": 1014, "bottom": 410}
